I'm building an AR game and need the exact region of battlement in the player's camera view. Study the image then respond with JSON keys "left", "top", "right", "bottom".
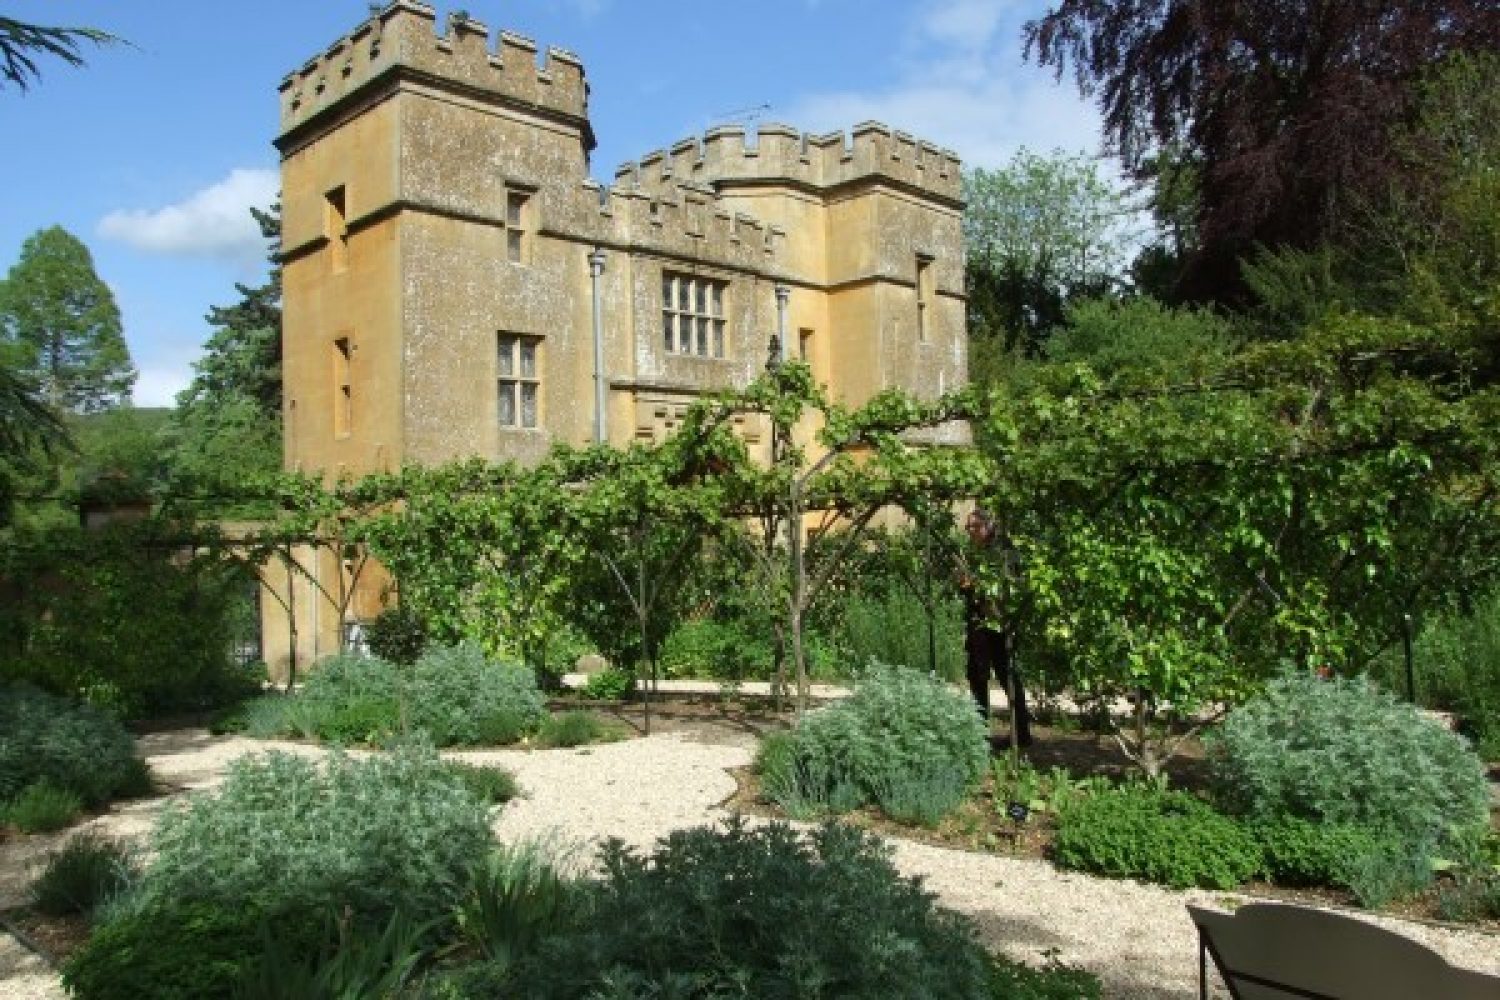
{"left": 555, "top": 178, "right": 776, "bottom": 274}
{"left": 277, "top": 1, "right": 589, "bottom": 143}
{"left": 614, "top": 121, "right": 962, "bottom": 204}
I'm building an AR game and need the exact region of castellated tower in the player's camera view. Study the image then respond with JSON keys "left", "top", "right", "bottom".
{"left": 268, "top": 0, "right": 967, "bottom": 673}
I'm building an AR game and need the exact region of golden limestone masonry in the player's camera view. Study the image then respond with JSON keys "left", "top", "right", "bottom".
{"left": 264, "top": 1, "right": 967, "bottom": 675}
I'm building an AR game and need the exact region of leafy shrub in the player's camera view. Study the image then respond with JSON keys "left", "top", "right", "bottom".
{"left": 834, "top": 589, "right": 966, "bottom": 683}
{"left": 512, "top": 820, "right": 997, "bottom": 999}
{"left": 3, "top": 781, "right": 84, "bottom": 832}
{"left": 1207, "top": 672, "right": 1491, "bottom": 845}
{"left": 1251, "top": 815, "right": 1392, "bottom": 888}
{"left": 0, "top": 682, "right": 149, "bottom": 807}
{"left": 134, "top": 744, "right": 492, "bottom": 924}
{"left": 63, "top": 899, "right": 325, "bottom": 1000}
{"left": 763, "top": 665, "right": 987, "bottom": 821}
{"left": 65, "top": 744, "right": 492, "bottom": 1000}
{"left": 1370, "top": 590, "right": 1500, "bottom": 760}
{"left": 3, "top": 524, "right": 261, "bottom": 718}
{"left": 405, "top": 643, "right": 546, "bottom": 746}
{"left": 536, "top": 710, "right": 620, "bottom": 748}
{"left": 364, "top": 605, "right": 429, "bottom": 665}
{"left": 659, "top": 617, "right": 771, "bottom": 681}
{"left": 30, "top": 829, "right": 139, "bottom": 917}
{"left": 1053, "top": 787, "right": 1262, "bottom": 889}
{"left": 296, "top": 653, "right": 401, "bottom": 744}
{"left": 442, "top": 761, "right": 521, "bottom": 805}
{"left": 580, "top": 666, "right": 633, "bottom": 702}
{"left": 261, "top": 644, "right": 546, "bottom": 747}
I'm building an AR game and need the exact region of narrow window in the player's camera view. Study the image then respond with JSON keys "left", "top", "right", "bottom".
{"left": 498, "top": 333, "right": 542, "bottom": 429}
{"left": 332, "top": 336, "right": 352, "bottom": 437}
{"left": 326, "top": 186, "right": 349, "bottom": 272}
{"left": 799, "top": 328, "right": 814, "bottom": 362}
{"left": 506, "top": 190, "right": 531, "bottom": 264}
{"left": 916, "top": 254, "right": 934, "bottom": 343}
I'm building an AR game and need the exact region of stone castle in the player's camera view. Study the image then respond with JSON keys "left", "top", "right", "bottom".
{"left": 265, "top": 0, "right": 968, "bottom": 673}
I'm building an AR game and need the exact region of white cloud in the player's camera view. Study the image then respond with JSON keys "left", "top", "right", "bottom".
{"left": 98, "top": 168, "right": 278, "bottom": 265}
{"left": 781, "top": 0, "right": 1102, "bottom": 169}
{"left": 920, "top": 0, "right": 1009, "bottom": 52}
{"left": 132, "top": 362, "right": 195, "bottom": 408}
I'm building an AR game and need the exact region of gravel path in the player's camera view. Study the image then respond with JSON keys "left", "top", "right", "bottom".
{"left": 3, "top": 724, "right": 1496, "bottom": 999}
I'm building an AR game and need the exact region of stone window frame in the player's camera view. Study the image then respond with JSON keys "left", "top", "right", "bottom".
{"left": 505, "top": 186, "right": 535, "bottom": 265}
{"left": 915, "top": 252, "right": 935, "bottom": 343}
{"left": 661, "top": 271, "right": 727, "bottom": 359}
{"left": 497, "top": 332, "right": 542, "bottom": 429}
{"left": 332, "top": 335, "right": 353, "bottom": 438}
{"left": 326, "top": 185, "right": 349, "bottom": 273}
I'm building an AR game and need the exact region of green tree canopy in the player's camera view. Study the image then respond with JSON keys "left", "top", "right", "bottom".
{"left": 962, "top": 148, "right": 1136, "bottom": 374}
{"left": 0, "top": 226, "right": 135, "bottom": 412}
{"left": 167, "top": 205, "right": 283, "bottom": 504}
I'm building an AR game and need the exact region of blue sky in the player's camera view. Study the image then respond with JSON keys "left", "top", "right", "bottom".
{"left": 1, "top": 0, "right": 1100, "bottom": 406}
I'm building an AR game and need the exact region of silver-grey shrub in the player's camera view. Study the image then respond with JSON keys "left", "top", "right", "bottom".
{"left": 764, "top": 664, "right": 987, "bottom": 819}
{"left": 130, "top": 743, "right": 492, "bottom": 925}
{"left": 1207, "top": 672, "right": 1490, "bottom": 843}
{"left": 404, "top": 642, "right": 546, "bottom": 746}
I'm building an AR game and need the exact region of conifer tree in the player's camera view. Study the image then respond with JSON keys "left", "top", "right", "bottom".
{"left": 0, "top": 226, "right": 135, "bottom": 412}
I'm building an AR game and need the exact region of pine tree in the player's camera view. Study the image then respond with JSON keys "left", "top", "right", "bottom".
{"left": 0, "top": 226, "right": 135, "bottom": 412}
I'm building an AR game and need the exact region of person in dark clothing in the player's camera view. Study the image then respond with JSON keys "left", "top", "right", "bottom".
{"left": 961, "top": 509, "right": 1032, "bottom": 747}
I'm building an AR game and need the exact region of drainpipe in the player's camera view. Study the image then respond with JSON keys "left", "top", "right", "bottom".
{"left": 775, "top": 283, "right": 790, "bottom": 363}
{"left": 589, "top": 248, "right": 608, "bottom": 445}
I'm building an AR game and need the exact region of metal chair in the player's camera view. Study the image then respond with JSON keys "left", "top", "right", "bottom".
{"left": 1187, "top": 901, "right": 1500, "bottom": 999}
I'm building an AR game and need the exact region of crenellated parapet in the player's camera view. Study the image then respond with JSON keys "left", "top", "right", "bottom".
{"left": 614, "top": 121, "right": 962, "bottom": 204}
{"left": 551, "top": 177, "right": 777, "bottom": 273}
{"left": 277, "top": 0, "right": 589, "bottom": 146}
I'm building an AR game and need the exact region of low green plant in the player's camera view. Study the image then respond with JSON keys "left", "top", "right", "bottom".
{"left": 579, "top": 666, "right": 633, "bottom": 702}
{"left": 536, "top": 710, "right": 620, "bottom": 748}
{"left": 1053, "top": 787, "right": 1262, "bottom": 890}
{"left": 871, "top": 763, "right": 972, "bottom": 827}
{"left": 295, "top": 654, "right": 401, "bottom": 744}
{"left": 234, "top": 908, "right": 430, "bottom": 1000}
{"left": 456, "top": 842, "right": 580, "bottom": 971}
{"left": 1342, "top": 838, "right": 1436, "bottom": 909}
{"left": 441, "top": 761, "right": 521, "bottom": 806}
{"left": 219, "top": 694, "right": 295, "bottom": 739}
{"left": 1435, "top": 869, "right": 1500, "bottom": 923}
{"left": 511, "top": 819, "right": 998, "bottom": 999}
{"left": 1207, "top": 671, "right": 1490, "bottom": 846}
{"left": 30, "top": 830, "right": 139, "bottom": 917}
{"left": 762, "top": 664, "right": 988, "bottom": 823}
{"left": 3, "top": 781, "right": 84, "bottom": 832}
{"left": 991, "top": 758, "right": 1112, "bottom": 819}
{"left": 364, "top": 605, "right": 429, "bottom": 665}
{"left": 1251, "top": 815, "right": 1392, "bottom": 888}
{"left": 989, "top": 951, "right": 1102, "bottom": 999}
{"left": 0, "top": 682, "right": 150, "bottom": 808}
